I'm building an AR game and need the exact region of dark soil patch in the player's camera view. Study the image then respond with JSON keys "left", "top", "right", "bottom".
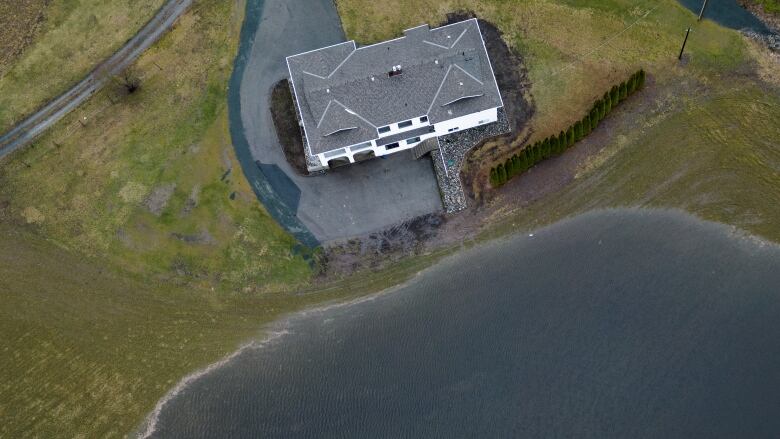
{"left": 445, "top": 12, "right": 533, "bottom": 141}
{"left": 316, "top": 213, "right": 446, "bottom": 278}
{"left": 270, "top": 79, "right": 309, "bottom": 176}
{"left": 444, "top": 11, "right": 535, "bottom": 204}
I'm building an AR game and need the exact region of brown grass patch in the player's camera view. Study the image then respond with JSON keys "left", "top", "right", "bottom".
{"left": 0, "top": 0, "right": 49, "bottom": 75}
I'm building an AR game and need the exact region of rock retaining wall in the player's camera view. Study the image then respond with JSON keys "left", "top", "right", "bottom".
{"left": 431, "top": 107, "right": 511, "bottom": 213}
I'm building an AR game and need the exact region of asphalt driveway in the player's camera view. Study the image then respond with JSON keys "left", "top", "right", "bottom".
{"left": 231, "top": 0, "right": 442, "bottom": 244}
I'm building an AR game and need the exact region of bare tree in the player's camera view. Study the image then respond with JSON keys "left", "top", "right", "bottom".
{"left": 118, "top": 67, "right": 141, "bottom": 95}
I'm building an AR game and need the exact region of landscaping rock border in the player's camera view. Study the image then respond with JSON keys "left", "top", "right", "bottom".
{"left": 431, "top": 108, "right": 511, "bottom": 213}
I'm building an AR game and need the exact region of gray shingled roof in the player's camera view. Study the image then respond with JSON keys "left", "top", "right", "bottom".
{"left": 286, "top": 19, "right": 503, "bottom": 155}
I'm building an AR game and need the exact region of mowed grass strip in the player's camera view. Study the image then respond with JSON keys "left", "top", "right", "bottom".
{"left": 0, "top": 0, "right": 166, "bottom": 133}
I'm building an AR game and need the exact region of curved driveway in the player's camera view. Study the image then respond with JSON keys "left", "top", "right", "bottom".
{"left": 231, "top": 0, "right": 442, "bottom": 246}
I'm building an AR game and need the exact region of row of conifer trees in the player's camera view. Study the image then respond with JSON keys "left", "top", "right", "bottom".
{"left": 490, "top": 69, "right": 646, "bottom": 188}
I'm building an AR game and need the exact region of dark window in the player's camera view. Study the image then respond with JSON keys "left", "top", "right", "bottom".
{"left": 397, "top": 120, "right": 413, "bottom": 129}
{"left": 448, "top": 127, "right": 460, "bottom": 133}
{"left": 420, "top": 116, "right": 428, "bottom": 123}
{"left": 405, "top": 137, "right": 420, "bottom": 144}
{"left": 378, "top": 126, "right": 391, "bottom": 134}
{"left": 385, "top": 142, "right": 400, "bottom": 150}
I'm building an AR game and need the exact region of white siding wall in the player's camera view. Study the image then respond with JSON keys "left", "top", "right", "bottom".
{"left": 376, "top": 115, "right": 429, "bottom": 138}
{"left": 316, "top": 107, "right": 499, "bottom": 167}
{"left": 433, "top": 107, "right": 498, "bottom": 136}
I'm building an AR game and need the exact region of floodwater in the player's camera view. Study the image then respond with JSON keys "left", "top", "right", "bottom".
{"left": 678, "top": 0, "right": 771, "bottom": 34}
{"left": 144, "top": 210, "right": 780, "bottom": 438}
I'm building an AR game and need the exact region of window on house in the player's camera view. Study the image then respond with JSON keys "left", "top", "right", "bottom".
{"left": 447, "top": 127, "right": 459, "bottom": 132}
{"left": 323, "top": 148, "right": 346, "bottom": 158}
{"left": 405, "top": 137, "right": 421, "bottom": 145}
{"left": 397, "top": 120, "right": 413, "bottom": 129}
{"left": 378, "top": 126, "right": 391, "bottom": 134}
{"left": 385, "top": 142, "right": 400, "bottom": 150}
{"left": 350, "top": 142, "right": 373, "bottom": 152}
{"left": 420, "top": 116, "right": 428, "bottom": 123}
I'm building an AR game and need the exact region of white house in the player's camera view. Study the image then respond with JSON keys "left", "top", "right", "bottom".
{"left": 285, "top": 18, "right": 504, "bottom": 171}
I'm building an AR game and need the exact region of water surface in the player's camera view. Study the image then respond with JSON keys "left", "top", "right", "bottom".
{"left": 148, "top": 210, "right": 780, "bottom": 438}
{"left": 678, "top": 0, "right": 770, "bottom": 33}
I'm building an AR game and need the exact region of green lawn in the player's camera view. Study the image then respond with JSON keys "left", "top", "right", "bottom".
{"left": 0, "top": 220, "right": 443, "bottom": 437}
{"left": 0, "top": 0, "right": 312, "bottom": 294}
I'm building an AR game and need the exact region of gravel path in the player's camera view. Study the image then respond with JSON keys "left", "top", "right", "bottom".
{"left": 0, "top": 0, "right": 193, "bottom": 159}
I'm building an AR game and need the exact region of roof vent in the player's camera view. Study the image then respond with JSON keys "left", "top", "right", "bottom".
{"left": 389, "top": 65, "right": 403, "bottom": 77}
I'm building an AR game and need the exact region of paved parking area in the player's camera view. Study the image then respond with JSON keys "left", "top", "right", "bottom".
{"left": 233, "top": 0, "right": 442, "bottom": 243}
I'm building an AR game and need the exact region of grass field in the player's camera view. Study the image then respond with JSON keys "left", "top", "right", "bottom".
{"left": 337, "top": 0, "right": 780, "bottom": 241}
{"left": 0, "top": 1, "right": 458, "bottom": 435}
{"left": 0, "top": 218, "right": 451, "bottom": 437}
{"left": 0, "top": 0, "right": 312, "bottom": 294}
{"left": 482, "top": 79, "right": 780, "bottom": 245}
{"left": 0, "top": 0, "right": 165, "bottom": 133}
{"left": 1, "top": 0, "right": 778, "bottom": 437}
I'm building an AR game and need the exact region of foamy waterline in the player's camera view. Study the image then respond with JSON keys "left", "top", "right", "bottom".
{"left": 135, "top": 282, "right": 414, "bottom": 438}
{"left": 136, "top": 329, "right": 291, "bottom": 438}
{"left": 136, "top": 208, "right": 779, "bottom": 438}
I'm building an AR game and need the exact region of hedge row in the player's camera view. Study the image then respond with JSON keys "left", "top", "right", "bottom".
{"left": 490, "top": 69, "right": 646, "bottom": 188}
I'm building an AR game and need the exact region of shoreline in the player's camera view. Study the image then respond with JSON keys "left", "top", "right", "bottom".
{"left": 137, "top": 207, "right": 780, "bottom": 437}
{"left": 134, "top": 266, "right": 425, "bottom": 438}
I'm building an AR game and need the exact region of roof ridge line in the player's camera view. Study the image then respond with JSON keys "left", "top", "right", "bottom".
{"left": 316, "top": 100, "right": 334, "bottom": 128}
{"left": 427, "top": 64, "right": 454, "bottom": 115}
{"left": 453, "top": 63, "right": 484, "bottom": 85}
{"left": 422, "top": 40, "right": 449, "bottom": 50}
{"left": 332, "top": 98, "right": 377, "bottom": 128}
{"left": 449, "top": 27, "right": 470, "bottom": 48}
{"left": 441, "top": 93, "right": 484, "bottom": 107}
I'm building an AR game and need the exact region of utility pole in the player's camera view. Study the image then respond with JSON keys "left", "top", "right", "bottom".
{"left": 698, "top": 0, "right": 709, "bottom": 20}
{"left": 678, "top": 27, "right": 691, "bottom": 60}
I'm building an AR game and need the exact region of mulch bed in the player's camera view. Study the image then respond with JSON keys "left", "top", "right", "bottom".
{"left": 443, "top": 11, "right": 535, "bottom": 204}
{"left": 269, "top": 79, "right": 309, "bottom": 175}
